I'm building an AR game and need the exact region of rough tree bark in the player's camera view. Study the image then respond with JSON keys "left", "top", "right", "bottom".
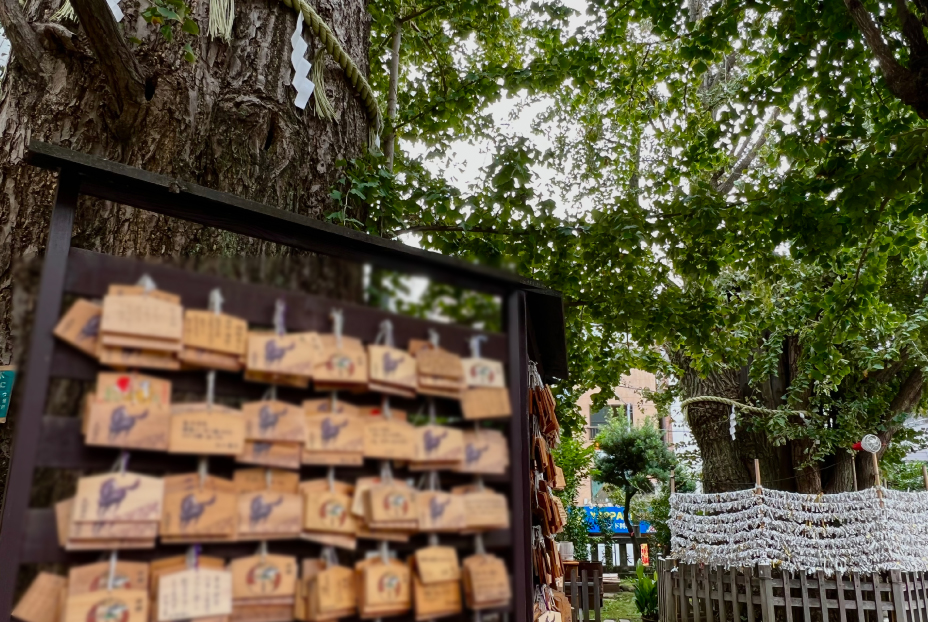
{"left": 0, "top": 0, "right": 373, "bottom": 521}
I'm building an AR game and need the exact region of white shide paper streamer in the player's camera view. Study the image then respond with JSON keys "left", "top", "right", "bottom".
{"left": 290, "top": 11, "right": 315, "bottom": 109}
{"left": 669, "top": 487, "right": 928, "bottom": 575}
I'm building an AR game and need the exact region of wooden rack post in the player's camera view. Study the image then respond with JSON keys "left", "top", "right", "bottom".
{"left": 0, "top": 141, "right": 570, "bottom": 622}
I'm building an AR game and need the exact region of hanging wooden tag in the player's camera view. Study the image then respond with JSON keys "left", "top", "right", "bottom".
{"left": 101, "top": 294, "right": 183, "bottom": 342}
{"left": 363, "top": 419, "right": 417, "bottom": 460}
{"left": 303, "top": 490, "right": 358, "bottom": 534}
{"left": 365, "top": 483, "right": 418, "bottom": 530}
{"left": 107, "top": 284, "right": 181, "bottom": 304}
{"left": 350, "top": 477, "right": 381, "bottom": 517}
{"left": 237, "top": 491, "right": 302, "bottom": 539}
{"left": 241, "top": 400, "right": 304, "bottom": 442}
{"left": 368, "top": 345, "right": 418, "bottom": 392}
{"left": 416, "top": 491, "right": 466, "bottom": 532}
{"left": 54, "top": 299, "right": 102, "bottom": 358}
{"left": 63, "top": 589, "right": 149, "bottom": 622}
{"left": 157, "top": 568, "right": 232, "bottom": 621}
{"left": 416, "top": 347, "right": 463, "bottom": 380}
{"left": 72, "top": 473, "right": 164, "bottom": 523}
{"left": 85, "top": 402, "right": 171, "bottom": 451}
{"left": 461, "top": 388, "right": 512, "bottom": 420}
{"left": 234, "top": 468, "right": 300, "bottom": 494}
{"left": 230, "top": 554, "right": 298, "bottom": 599}
{"left": 462, "top": 554, "right": 511, "bottom": 609}
{"left": 98, "top": 347, "right": 181, "bottom": 371}
{"left": 360, "top": 559, "right": 411, "bottom": 613}
{"left": 313, "top": 336, "right": 368, "bottom": 387}
{"left": 554, "top": 466, "right": 566, "bottom": 490}
{"left": 169, "top": 403, "right": 245, "bottom": 455}
{"left": 12, "top": 572, "right": 67, "bottom": 622}
{"left": 178, "top": 347, "right": 243, "bottom": 372}
{"left": 461, "top": 358, "right": 506, "bottom": 388}
{"left": 149, "top": 556, "right": 226, "bottom": 621}
{"left": 160, "top": 474, "right": 237, "bottom": 539}
{"left": 412, "top": 572, "right": 462, "bottom": 621}
{"left": 95, "top": 372, "right": 172, "bottom": 405}
{"left": 244, "top": 369, "right": 309, "bottom": 389}
{"left": 313, "top": 565, "right": 356, "bottom": 616}
{"left": 67, "top": 561, "right": 149, "bottom": 594}
{"left": 454, "top": 429, "right": 509, "bottom": 475}
{"left": 246, "top": 332, "right": 321, "bottom": 378}
{"left": 461, "top": 490, "right": 510, "bottom": 531}
{"left": 237, "top": 440, "right": 302, "bottom": 470}
{"left": 183, "top": 310, "right": 248, "bottom": 356}
{"left": 414, "top": 546, "right": 460, "bottom": 584}
{"left": 304, "top": 413, "right": 364, "bottom": 453}
{"left": 303, "top": 398, "right": 359, "bottom": 417}
{"left": 414, "top": 425, "right": 465, "bottom": 464}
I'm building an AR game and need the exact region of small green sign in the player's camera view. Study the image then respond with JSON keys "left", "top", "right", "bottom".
{"left": 0, "top": 366, "right": 16, "bottom": 423}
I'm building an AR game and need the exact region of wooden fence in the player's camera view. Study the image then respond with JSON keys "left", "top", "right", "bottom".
{"left": 565, "top": 567, "right": 604, "bottom": 622}
{"left": 587, "top": 535, "right": 651, "bottom": 576}
{"left": 658, "top": 560, "right": 928, "bottom": 622}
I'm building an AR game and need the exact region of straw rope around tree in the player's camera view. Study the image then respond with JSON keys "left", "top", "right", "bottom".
{"left": 680, "top": 395, "right": 810, "bottom": 418}
{"left": 279, "top": 0, "right": 383, "bottom": 148}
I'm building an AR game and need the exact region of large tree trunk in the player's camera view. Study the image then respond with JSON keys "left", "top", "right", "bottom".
{"left": 0, "top": 0, "right": 372, "bottom": 535}
{"left": 0, "top": 0, "right": 372, "bottom": 363}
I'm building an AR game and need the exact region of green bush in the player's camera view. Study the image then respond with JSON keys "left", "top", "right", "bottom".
{"left": 633, "top": 561, "right": 659, "bottom": 619}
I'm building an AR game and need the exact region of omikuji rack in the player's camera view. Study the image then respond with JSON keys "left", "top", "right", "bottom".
{"left": 0, "top": 141, "right": 568, "bottom": 622}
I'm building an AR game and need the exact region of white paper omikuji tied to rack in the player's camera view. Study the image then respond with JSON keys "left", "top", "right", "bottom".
{"left": 668, "top": 486, "right": 928, "bottom": 575}
{"left": 289, "top": 12, "right": 315, "bottom": 109}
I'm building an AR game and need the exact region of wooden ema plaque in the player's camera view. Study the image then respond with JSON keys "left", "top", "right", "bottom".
{"left": 229, "top": 554, "right": 297, "bottom": 600}
{"left": 413, "top": 425, "right": 464, "bottom": 466}
{"left": 53, "top": 299, "right": 102, "bottom": 358}
{"left": 169, "top": 403, "right": 245, "bottom": 455}
{"left": 416, "top": 491, "right": 466, "bottom": 532}
{"left": 363, "top": 419, "right": 416, "bottom": 460}
{"left": 461, "top": 358, "right": 506, "bottom": 388}
{"left": 63, "top": 589, "right": 149, "bottom": 622}
{"left": 85, "top": 401, "right": 171, "bottom": 452}
{"left": 411, "top": 550, "right": 462, "bottom": 621}
{"left": 313, "top": 336, "right": 368, "bottom": 389}
{"left": 246, "top": 332, "right": 321, "bottom": 378}
{"left": 303, "top": 490, "right": 358, "bottom": 535}
{"left": 234, "top": 468, "right": 300, "bottom": 494}
{"left": 463, "top": 554, "right": 511, "bottom": 610}
{"left": 454, "top": 429, "right": 509, "bottom": 475}
{"left": 242, "top": 400, "right": 304, "bottom": 443}
{"left": 157, "top": 568, "right": 232, "bottom": 621}
{"left": 160, "top": 474, "right": 237, "bottom": 541}
{"left": 460, "top": 489, "right": 511, "bottom": 532}
{"left": 100, "top": 294, "right": 183, "bottom": 344}
{"left": 236, "top": 491, "right": 302, "bottom": 540}
{"left": 11, "top": 573, "right": 67, "bottom": 622}
{"left": 68, "top": 561, "right": 149, "bottom": 594}
{"left": 237, "top": 441, "right": 302, "bottom": 470}
{"left": 357, "top": 558, "right": 411, "bottom": 619}
{"left": 367, "top": 345, "right": 417, "bottom": 397}
{"left": 95, "top": 373, "right": 171, "bottom": 405}
{"left": 461, "top": 387, "right": 512, "bottom": 420}
{"left": 183, "top": 310, "right": 248, "bottom": 356}
{"left": 72, "top": 473, "right": 164, "bottom": 524}
{"left": 364, "top": 483, "right": 418, "bottom": 531}
{"left": 297, "top": 560, "right": 355, "bottom": 621}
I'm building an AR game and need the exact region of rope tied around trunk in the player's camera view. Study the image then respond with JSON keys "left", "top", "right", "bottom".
{"left": 278, "top": 0, "right": 382, "bottom": 148}
{"left": 680, "top": 395, "right": 810, "bottom": 418}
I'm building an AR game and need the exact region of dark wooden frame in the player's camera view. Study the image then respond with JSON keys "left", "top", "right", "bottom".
{"left": 0, "top": 141, "right": 569, "bottom": 622}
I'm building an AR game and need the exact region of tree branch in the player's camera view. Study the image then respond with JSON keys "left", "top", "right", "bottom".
{"left": 715, "top": 108, "right": 780, "bottom": 194}
{"left": 384, "top": 21, "right": 402, "bottom": 171}
{"left": 70, "top": 0, "right": 146, "bottom": 139}
{"left": 391, "top": 224, "right": 530, "bottom": 236}
{"left": 0, "top": 0, "right": 46, "bottom": 75}
{"left": 892, "top": 0, "right": 928, "bottom": 59}
{"left": 397, "top": 4, "right": 439, "bottom": 24}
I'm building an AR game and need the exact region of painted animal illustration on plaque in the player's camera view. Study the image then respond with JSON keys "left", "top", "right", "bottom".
{"left": 264, "top": 340, "right": 295, "bottom": 364}
{"left": 423, "top": 429, "right": 448, "bottom": 454}
{"left": 249, "top": 495, "right": 284, "bottom": 527}
{"left": 179, "top": 494, "right": 216, "bottom": 528}
{"left": 319, "top": 499, "right": 348, "bottom": 527}
{"left": 429, "top": 496, "right": 451, "bottom": 521}
{"left": 324, "top": 354, "right": 355, "bottom": 377}
{"left": 377, "top": 573, "right": 402, "bottom": 598}
{"left": 465, "top": 444, "right": 489, "bottom": 464}
{"left": 85, "top": 597, "right": 130, "bottom": 622}
{"left": 246, "top": 562, "right": 282, "bottom": 594}
{"left": 321, "top": 417, "right": 348, "bottom": 445}
{"left": 382, "top": 351, "right": 404, "bottom": 375}
{"left": 382, "top": 492, "right": 411, "bottom": 517}
{"left": 97, "top": 478, "right": 141, "bottom": 517}
{"left": 79, "top": 315, "right": 101, "bottom": 341}
{"left": 258, "top": 405, "right": 288, "bottom": 432}
{"left": 108, "top": 406, "right": 148, "bottom": 440}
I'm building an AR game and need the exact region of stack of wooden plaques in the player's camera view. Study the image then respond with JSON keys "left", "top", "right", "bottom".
{"left": 229, "top": 554, "right": 298, "bottom": 622}
{"left": 98, "top": 286, "right": 184, "bottom": 370}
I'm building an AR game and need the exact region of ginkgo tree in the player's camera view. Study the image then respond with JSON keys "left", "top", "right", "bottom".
{"left": 348, "top": 0, "right": 928, "bottom": 493}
